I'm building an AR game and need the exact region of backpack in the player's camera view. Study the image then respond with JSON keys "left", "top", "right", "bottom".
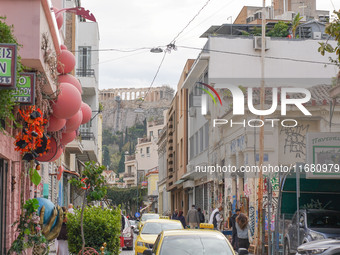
{"left": 212, "top": 211, "right": 219, "bottom": 228}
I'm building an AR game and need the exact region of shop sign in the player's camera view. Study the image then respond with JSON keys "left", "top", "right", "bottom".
{"left": 0, "top": 43, "right": 17, "bottom": 88}
{"left": 12, "top": 73, "right": 36, "bottom": 105}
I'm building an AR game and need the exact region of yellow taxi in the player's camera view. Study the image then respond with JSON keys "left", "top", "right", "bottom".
{"left": 135, "top": 219, "right": 183, "bottom": 255}
{"left": 141, "top": 228, "right": 236, "bottom": 255}
{"left": 138, "top": 213, "right": 160, "bottom": 231}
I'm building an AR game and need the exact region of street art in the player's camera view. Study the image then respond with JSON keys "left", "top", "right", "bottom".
{"left": 249, "top": 206, "right": 255, "bottom": 237}
{"left": 280, "top": 124, "right": 309, "bottom": 158}
{"left": 244, "top": 183, "right": 252, "bottom": 197}
{"left": 301, "top": 199, "right": 332, "bottom": 210}
{"left": 263, "top": 196, "right": 278, "bottom": 231}
{"left": 232, "top": 195, "right": 237, "bottom": 214}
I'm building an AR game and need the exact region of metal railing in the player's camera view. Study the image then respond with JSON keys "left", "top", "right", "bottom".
{"left": 80, "top": 131, "right": 95, "bottom": 141}
{"left": 76, "top": 69, "right": 95, "bottom": 78}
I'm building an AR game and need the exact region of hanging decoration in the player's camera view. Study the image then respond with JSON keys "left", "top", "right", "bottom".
{"left": 57, "top": 166, "right": 64, "bottom": 181}
{"left": 14, "top": 106, "right": 50, "bottom": 161}
{"left": 80, "top": 102, "right": 92, "bottom": 124}
{"left": 65, "top": 110, "right": 82, "bottom": 133}
{"left": 80, "top": 177, "right": 91, "bottom": 190}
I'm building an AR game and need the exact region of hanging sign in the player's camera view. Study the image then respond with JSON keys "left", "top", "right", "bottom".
{"left": 0, "top": 43, "right": 17, "bottom": 88}
{"left": 12, "top": 72, "right": 36, "bottom": 104}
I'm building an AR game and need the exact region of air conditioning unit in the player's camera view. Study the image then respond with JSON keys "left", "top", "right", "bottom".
{"left": 253, "top": 36, "right": 270, "bottom": 50}
{"left": 312, "top": 32, "right": 322, "bottom": 40}
{"left": 189, "top": 107, "right": 196, "bottom": 117}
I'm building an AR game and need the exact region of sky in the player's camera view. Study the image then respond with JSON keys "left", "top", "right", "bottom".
{"left": 81, "top": 0, "right": 339, "bottom": 91}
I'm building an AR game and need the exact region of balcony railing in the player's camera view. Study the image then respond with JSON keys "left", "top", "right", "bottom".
{"left": 80, "top": 131, "right": 95, "bottom": 141}
{"left": 76, "top": 69, "right": 95, "bottom": 78}
{"left": 124, "top": 173, "right": 135, "bottom": 178}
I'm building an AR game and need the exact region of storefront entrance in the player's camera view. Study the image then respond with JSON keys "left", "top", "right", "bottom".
{"left": 0, "top": 159, "right": 8, "bottom": 254}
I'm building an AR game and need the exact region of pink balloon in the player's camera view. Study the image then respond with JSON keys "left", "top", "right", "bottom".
{"left": 36, "top": 137, "right": 62, "bottom": 162}
{"left": 52, "top": 82, "right": 82, "bottom": 119}
{"left": 60, "top": 44, "right": 67, "bottom": 50}
{"left": 81, "top": 102, "right": 92, "bottom": 124}
{"left": 58, "top": 74, "right": 82, "bottom": 94}
{"left": 61, "top": 131, "right": 77, "bottom": 145}
{"left": 57, "top": 50, "right": 76, "bottom": 74}
{"left": 47, "top": 115, "right": 66, "bottom": 132}
{"left": 65, "top": 110, "right": 82, "bottom": 133}
{"left": 53, "top": 8, "right": 63, "bottom": 30}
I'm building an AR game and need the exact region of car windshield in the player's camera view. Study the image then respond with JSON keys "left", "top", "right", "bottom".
{"left": 129, "top": 220, "right": 136, "bottom": 225}
{"left": 307, "top": 212, "right": 340, "bottom": 228}
{"left": 141, "top": 214, "right": 159, "bottom": 221}
{"left": 141, "top": 222, "right": 183, "bottom": 235}
{"left": 159, "top": 236, "right": 234, "bottom": 255}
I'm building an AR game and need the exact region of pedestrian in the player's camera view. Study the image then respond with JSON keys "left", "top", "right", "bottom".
{"left": 177, "top": 210, "right": 186, "bottom": 228}
{"left": 197, "top": 208, "right": 205, "bottom": 223}
{"left": 186, "top": 205, "right": 200, "bottom": 229}
{"left": 230, "top": 209, "right": 241, "bottom": 250}
{"left": 171, "top": 209, "right": 178, "bottom": 220}
{"left": 68, "top": 204, "right": 74, "bottom": 214}
{"left": 56, "top": 207, "right": 69, "bottom": 255}
{"left": 209, "top": 206, "right": 223, "bottom": 230}
{"left": 235, "top": 213, "right": 250, "bottom": 251}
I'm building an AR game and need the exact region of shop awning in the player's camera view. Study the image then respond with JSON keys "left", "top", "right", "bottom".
{"left": 174, "top": 179, "right": 184, "bottom": 185}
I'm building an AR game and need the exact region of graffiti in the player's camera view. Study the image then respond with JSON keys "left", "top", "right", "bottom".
{"left": 263, "top": 196, "right": 278, "bottom": 231}
{"left": 249, "top": 206, "right": 255, "bottom": 237}
{"left": 301, "top": 199, "right": 332, "bottom": 210}
{"left": 244, "top": 183, "right": 252, "bottom": 197}
{"left": 280, "top": 124, "right": 309, "bottom": 158}
{"left": 232, "top": 195, "right": 237, "bottom": 214}
{"left": 231, "top": 135, "right": 245, "bottom": 154}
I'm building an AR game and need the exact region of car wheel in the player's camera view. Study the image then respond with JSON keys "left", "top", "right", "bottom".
{"left": 127, "top": 244, "right": 133, "bottom": 250}
{"left": 284, "top": 241, "right": 290, "bottom": 255}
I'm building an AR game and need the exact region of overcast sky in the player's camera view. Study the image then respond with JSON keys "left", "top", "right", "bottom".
{"left": 81, "top": 0, "right": 338, "bottom": 91}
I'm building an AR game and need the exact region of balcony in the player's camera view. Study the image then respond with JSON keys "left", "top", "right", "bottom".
{"left": 125, "top": 155, "right": 135, "bottom": 161}
{"left": 77, "top": 69, "right": 97, "bottom": 96}
{"left": 138, "top": 137, "right": 151, "bottom": 144}
{"left": 77, "top": 131, "right": 97, "bottom": 162}
{"left": 124, "top": 173, "right": 135, "bottom": 178}
{"left": 76, "top": 68, "right": 95, "bottom": 78}
{"left": 65, "top": 138, "right": 83, "bottom": 154}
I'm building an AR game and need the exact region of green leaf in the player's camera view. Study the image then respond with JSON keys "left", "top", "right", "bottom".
{"left": 24, "top": 228, "right": 30, "bottom": 235}
{"left": 30, "top": 169, "right": 41, "bottom": 186}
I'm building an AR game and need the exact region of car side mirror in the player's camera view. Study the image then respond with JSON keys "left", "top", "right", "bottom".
{"left": 143, "top": 249, "right": 153, "bottom": 255}
{"left": 238, "top": 248, "right": 249, "bottom": 255}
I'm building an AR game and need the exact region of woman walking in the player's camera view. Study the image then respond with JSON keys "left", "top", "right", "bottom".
{"left": 177, "top": 210, "right": 187, "bottom": 228}
{"left": 235, "top": 213, "right": 250, "bottom": 251}
{"left": 57, "top": 207, "right": 69, "bottom": 255}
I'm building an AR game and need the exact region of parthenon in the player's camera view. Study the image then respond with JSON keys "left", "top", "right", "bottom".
{"left": 99, "top": 86, "right": 174, "bottom": 102}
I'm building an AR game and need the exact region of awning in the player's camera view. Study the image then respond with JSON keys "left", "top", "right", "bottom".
{"left": 174, "top": 179, "right": 184, "bottom": 185}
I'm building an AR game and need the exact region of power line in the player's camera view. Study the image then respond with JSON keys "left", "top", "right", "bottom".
{"left": 71, "top": 47, "right": 153, "bottom": 53}
{"left": 140, "top": 51, "right": 167, "bottom": 103}
{"left": 170, "top": 0, "right": 213, "bottom": 44}
{"left": 177, "top": 45, "right": 338, "bottom": 66}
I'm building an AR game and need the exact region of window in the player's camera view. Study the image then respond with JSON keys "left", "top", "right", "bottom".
{"left": 158, "top": 129, "right": 162, "bottom": 135}
{"left": 195, "top": 132, "right": 198, "bottom": 156}
{"left": 199, "top": 127, "right": 204, "bottom": 153}
{"left": 128, "top": 166, "right": 132, "bottom": 175}
{"left": 150, "top": 131, "right": 153, "bottom": 137}
{"left": 146, "top": 147, "right": 150, "bottom": 155}
{"left": 180, "top": 139, "right": 183, "bottom": 167}
{"left": 78, "top": 46, "right": 92, "bottom": 76}
{"left": 140, "top": 148, "right": 143, "bottom": 154}
{"left": 190, "top": 136, "right": 194, "bottom": 159}
{"left": 204, "top": 122, "right": 209, "bottom": 149}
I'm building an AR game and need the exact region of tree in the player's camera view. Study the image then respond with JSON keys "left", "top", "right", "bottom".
{"left": 69, "top": 162, "right": 107, "bottom": 255}
{"left": 117, "top": 152, "right": 125, "bottom": 173}
{"left": 318, "top": 11, "right": 340, "bottom": 87}
{"left": 291, "top": 13, "right": 303, "bottom": 38}
{"left": 267, "top": 21, "right": 289, "bottom": 37}
{"left": 102, "top": 146, "right": 111, "bottom": 168}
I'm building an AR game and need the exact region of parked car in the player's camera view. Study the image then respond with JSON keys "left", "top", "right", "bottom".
{"left": 297, "top": 238, "right": 340, "bottom": 255}
{"left": 284, "top": 209, "right": 340, "bottom": 255}
{"left": 130, "top": 219, "right": 139, "bottom": 233}
{"left": 122, "top": 216, "right": 134, "bottom": 250}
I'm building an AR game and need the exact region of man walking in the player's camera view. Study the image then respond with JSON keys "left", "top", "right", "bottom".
{"left": 230, "top": 209, "right": 241, "bottom": 250}
{"left": 172, "top": 209, "right": 178, "bottom": 220}
{"left": 186, "top": 205, "right": 200, "bottom": 229}
{"left": 209, "top": 206, "right": 223, "bottom": 230}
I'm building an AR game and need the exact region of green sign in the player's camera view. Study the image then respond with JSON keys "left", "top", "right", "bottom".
{"left": 12, "top": 72, "right": 36, "bottom": 105}
{"left": 0, "top": 43, "right": 17, "bottom": 88}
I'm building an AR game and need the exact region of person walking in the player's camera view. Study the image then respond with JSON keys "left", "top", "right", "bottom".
{"left": 56, "top": 207, "right": 69, "bottom": 255}
{"left": 186, "top": 205, "right": 200, "bottom": 229}
{"left": 209, "top": 206, "right": 223, "bottom": 230}
{"left": 177, "top": 211, "right": 186, "bottom": 228}
{"left": 235, "top": 213, "right": 250, "bottom": 251}
{"left": 230, "top": 209, "right": 241, "bottom": 250}
{"left": 197, "top": 208, "right": 205, "bottom": 223}
{"left": 171, "top": 209, "right": 178, "bottom": 220}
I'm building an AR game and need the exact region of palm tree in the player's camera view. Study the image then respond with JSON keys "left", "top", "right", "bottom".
{"left": 291, "top": 13, "right": 303, "bottom": 38}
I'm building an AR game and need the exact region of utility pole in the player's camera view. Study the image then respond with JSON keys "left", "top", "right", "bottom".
{"left": 257, "top": 0, "right": 266, "bottom": 254}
